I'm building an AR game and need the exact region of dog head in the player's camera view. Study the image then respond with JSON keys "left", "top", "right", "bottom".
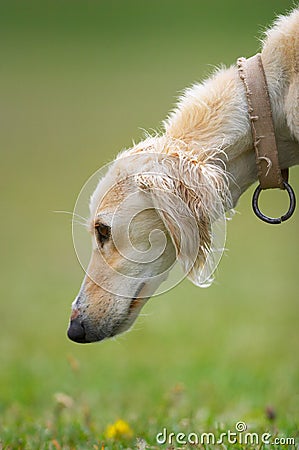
{"left": 67, "top": 138, "right": 229, "bottom": 343}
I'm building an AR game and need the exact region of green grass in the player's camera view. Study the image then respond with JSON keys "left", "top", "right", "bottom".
{"left": 0, "top": 1, "right": 298, "bottom": 448}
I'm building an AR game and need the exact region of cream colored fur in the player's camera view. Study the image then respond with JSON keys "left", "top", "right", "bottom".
{"left": 68, "top": 8, "right": 299, "bottom": 343}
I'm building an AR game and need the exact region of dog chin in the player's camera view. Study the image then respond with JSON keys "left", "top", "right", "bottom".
{"left": 113, "top": 296, "right": 150, "bottom": 337}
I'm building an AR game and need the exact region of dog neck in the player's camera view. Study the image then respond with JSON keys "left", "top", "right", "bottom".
{"left": 164, "top": 62, "right": 299, "bottom": 209}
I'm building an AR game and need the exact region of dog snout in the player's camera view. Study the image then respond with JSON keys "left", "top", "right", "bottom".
{"left": 67, "top": 317, "right": 89, "bottom": 344}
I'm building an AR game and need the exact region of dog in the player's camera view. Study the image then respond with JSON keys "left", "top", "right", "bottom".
{"left": 68, "top": 8, "right": 299, "bottom": 343}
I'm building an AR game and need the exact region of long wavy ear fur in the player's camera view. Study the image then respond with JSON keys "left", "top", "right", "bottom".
{"left": 136, "top": 151, "right": 231, "bottom": 286}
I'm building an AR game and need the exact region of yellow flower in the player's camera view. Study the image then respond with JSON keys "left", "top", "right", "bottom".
{"left": 105, "top": 419, "right": 133, "bottom": 440}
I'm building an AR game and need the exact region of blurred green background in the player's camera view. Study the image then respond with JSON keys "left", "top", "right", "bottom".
{"left": 1, "top": 1, "right": 298, "bottom": 448}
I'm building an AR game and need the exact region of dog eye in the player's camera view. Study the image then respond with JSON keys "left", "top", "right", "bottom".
{"left": 95, "top": 223, "right": 110, "bottom": 246}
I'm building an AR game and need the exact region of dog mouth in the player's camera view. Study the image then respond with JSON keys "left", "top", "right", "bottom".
{"left": 68, "top": 282, "right": 150, "bottom": 343}
{"left": 129, "top": 282, "right": 147, "bottom": 312}
{"left": 106, "top": 282, "right": 149, "bottom": 339}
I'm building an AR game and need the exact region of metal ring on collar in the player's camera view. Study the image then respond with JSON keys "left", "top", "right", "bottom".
{"left": 252, "top": 181, "right": 296, "bottom": 224}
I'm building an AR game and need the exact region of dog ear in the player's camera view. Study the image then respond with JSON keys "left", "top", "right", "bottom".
{"left": 136, "top": 154, "right": 228, "bottom": 286}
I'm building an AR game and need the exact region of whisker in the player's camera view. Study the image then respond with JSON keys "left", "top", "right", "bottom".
{"left": 53, "top": 210, "right": 89, "bottom": 224}
{"left": 73, "top": 219, "right": 89, "bottom": 228}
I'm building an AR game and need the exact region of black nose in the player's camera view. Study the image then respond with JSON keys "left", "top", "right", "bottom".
{"left": 67, "top": 318, "right": 89, "bottom": 343}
